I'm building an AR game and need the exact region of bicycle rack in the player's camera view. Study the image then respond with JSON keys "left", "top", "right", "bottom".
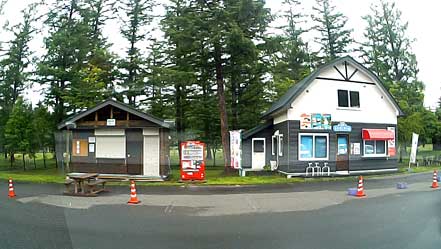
{"left": 321, "top": 162, "right": 330, "bottom": 176}
{"left": 305, "top": 163, "right": 314, "bottom": 177}
{"left": 313, "top": 162, "right": 321, "bottom": 177}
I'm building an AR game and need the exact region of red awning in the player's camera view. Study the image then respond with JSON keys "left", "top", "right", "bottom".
{"left": 362, "top": 129, "right": 394, "bottom": 140}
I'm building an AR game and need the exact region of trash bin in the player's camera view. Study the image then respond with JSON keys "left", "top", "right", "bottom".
{"left": 396, "top": 182, "right": 408, "bottom": 189}
{"left": 347, "top": 188, "right": 357, "bottom": 196}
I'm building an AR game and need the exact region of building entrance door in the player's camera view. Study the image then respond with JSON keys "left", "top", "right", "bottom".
{"left": 336, "top": 134, "right": 349, "bottom": 172}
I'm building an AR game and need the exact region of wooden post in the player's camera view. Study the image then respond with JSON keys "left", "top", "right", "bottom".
{"left": 94, "top": 112, "right": 98, "bottom": 127}
{"left": 126, "top": 112, "right": 129, "bottom": 127}
{"left": 110, "top": 106, "right": 113, "bottom": 119}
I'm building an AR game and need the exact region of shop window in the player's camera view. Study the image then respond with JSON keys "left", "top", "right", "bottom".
{"left": 95, "top": 129, "right": 126, "bottom": 158}
{"left": 338, "top": 90, "right": 360, "bottom": 108}
{"left": 364, "top": 140, "right": 386, "bottom": 156}
{"left": 253, "top": 139, "right": 265, "bottom": 153}
{"left": 299, "top": 133, "right": 328, "bottom": 160}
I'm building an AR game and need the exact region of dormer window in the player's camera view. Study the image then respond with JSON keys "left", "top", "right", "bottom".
{"left": 338, "top": 90, "right": 360, "bottom": 108}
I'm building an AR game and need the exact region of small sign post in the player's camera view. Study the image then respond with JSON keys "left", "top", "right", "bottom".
{"left": 409, "top": 133, "right": 419, "bottom": 169}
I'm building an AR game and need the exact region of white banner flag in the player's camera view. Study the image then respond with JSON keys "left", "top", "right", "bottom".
{"left": 409, "top": 133, "right": 419, "bottom": 164}
{"left": 229, "top": 130, "right": 242, "bottom": 169}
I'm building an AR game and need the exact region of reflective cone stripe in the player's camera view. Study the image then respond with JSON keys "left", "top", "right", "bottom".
{"left": 8, "top": 178, "right": 16, "bottom": 198}
{"left": 431, "top": 170, "right": 439, "bottom": 188}
{"left": 127, "top": 180, "right": 140, "bottom": 204}
{"left": 355, "top": 176, "right": 366, "bottom": 197}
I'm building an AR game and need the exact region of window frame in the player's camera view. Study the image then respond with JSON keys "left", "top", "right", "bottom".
{"left": 252, "top": 138, "right": 265, "bottom": 153}
{"left": 271, "top": 135, "right": 277, "bottom": 156}
{"left": 278, "top": 134, "right": 283, "bottom": 157}
{"left": 363, "top": 139, "right": 387, "bottom": 157}
{"left": 298, "top": 133, "right": 329, "bottom": 161}
{"left": 337, "top": 89, "right": 360, "bottom": 108}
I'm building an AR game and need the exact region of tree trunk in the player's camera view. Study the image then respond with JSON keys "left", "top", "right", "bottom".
{"left": 33, "top": 154, "right": 37, "bottom": 169}
{"left": 10, "top": 153, "right": 13, "bottom": 168}
{"left": 231, "top": 74, "right": 238, "bottom": 130}
{"left": 43, "top": 149, "right": 47, "bottom": 168}
{"left": 206, "top": 144, "right": 212, "bottom": 160}
{"left": 212, "top": 148, "right": 217, "bottom": 167}
{"left": 214, "top": 43, "right": 230, "bottom": 168}
{"left": 22, "top": 153, "right": 26, "bottom": 171}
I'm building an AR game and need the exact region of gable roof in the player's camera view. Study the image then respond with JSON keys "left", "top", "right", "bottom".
{"left": 242, "top": 120, "right": 272, "bottom": 140}
{"left": 262, "top": 56, "right": 405, "bottom": 119}
{"left": 57, "top": 99, "right": 171, "bottom": 129}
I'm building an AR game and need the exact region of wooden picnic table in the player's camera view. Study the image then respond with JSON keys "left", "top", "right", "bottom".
{"left": 65, "top": 173, "right": 104, "bottom": 196}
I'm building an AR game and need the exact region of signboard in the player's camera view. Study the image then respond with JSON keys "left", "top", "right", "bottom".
{"left": 300, "top": 113, "right": 311, "bottom": 129}
{"left": 300, "top": 113, "right": 331, "bottom": 130}
{"left": 351, "top": 143, "right": 360, "bottom": 155}
{"left": 387, "top": 127, "right": 396, "bottom": 156}
{"left": 88, "top": 137, "right": 96, "bottom": 143}
{"left": 333, "top": 122, "right": 352, "bottom": 132}
{"left": 88, "top": 143, "right": 95, "bottom": 153}
{"left": 106, "top": 119, "right": 116, "bottom": 126}
{"left": 229, "top": 130, "right": 242, "bottom": 169}
{"left": 409, "top": 133, "right": 419, "bottom": 165}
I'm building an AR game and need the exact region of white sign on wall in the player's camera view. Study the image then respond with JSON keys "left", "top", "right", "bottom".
{"left": 409, "top": 133, "right": 419, "bottom": 165}
{"left": 88, "top": 143, "right": 95, "bottom": 153}
{"left": 387, "top": 127, "right": 396, "bottom": 156}
{"left": 88, "top": 137, "right": 96, "bottom": 143}
{"left": 106, "top": 119, "right": 116, "bottom": 126}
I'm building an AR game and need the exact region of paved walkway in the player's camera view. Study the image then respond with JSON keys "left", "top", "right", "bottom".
{"left": 16, "top": 172, "right": 439, "bottom": 216}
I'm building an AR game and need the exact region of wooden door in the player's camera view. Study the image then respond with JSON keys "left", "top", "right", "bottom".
{"left": 336, "top": 134, "right": 349, "bottom": 171}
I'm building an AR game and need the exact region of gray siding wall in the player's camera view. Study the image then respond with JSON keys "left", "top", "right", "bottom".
{"left": 244, "top": 120, "right": 398, "bottom": 173}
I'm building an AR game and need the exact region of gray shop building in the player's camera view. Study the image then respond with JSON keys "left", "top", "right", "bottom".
{"left": 240, "top": 56, "right": 404, "bottom": 176}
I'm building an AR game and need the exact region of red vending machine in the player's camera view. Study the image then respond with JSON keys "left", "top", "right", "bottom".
{"left": 180, "top": 141, "right": 206, "bottom": 181}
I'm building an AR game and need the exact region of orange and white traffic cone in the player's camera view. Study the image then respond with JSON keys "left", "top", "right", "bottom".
{"left": 8, "top": 178, "right": 16, "bottom": 198}
{"left": 431, "top": 170, "right": 439, "bottom": 188}
{"left": 355, "top": 175, "right": 366, "bottom": 197}
{"left": 127, "top": 180, "right": 140, "bottom": 204}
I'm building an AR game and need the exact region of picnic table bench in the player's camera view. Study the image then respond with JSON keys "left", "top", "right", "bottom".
{"left": 64, "top": 173, "right": 107, "bottom": 197}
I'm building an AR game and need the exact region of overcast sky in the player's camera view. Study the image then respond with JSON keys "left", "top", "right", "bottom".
{"left": 1, "top": 0, "right": 440, "bottom": 109}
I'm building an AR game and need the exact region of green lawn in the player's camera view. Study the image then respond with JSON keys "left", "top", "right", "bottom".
{"left": 0, "top": 153, "right": 57, "bottom": 171}
{"left": 1, "top": 145, "right": 441, "bottom": 185}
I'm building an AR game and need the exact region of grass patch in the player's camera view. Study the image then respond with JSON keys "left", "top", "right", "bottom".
{"left": 0, "top": 168, "right": 65, "bottom": 184}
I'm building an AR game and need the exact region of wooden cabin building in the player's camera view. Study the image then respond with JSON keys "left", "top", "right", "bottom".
{"left": 57, "top": 99, "right": 171, "bottom": 177}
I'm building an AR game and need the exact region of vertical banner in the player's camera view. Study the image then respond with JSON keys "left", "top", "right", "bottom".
{"left": 387, "top": 127, "right": 396, "bottom": 156}
{"left": 409, "top": 133, "right": 419, "bottom": 165}
{"left": 229, "top": 130, "right": 242, "bottom": 169}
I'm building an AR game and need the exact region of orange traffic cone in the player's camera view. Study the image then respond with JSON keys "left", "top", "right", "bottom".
{"left": 431, "top": 170, "right": 439, "bottom": 188}
{"left": 355, "top": 175, "right": 366, "bottom": 197}
{"left": 127, "top": 180, "right": 140, "bottom": 204}
{"left": 8, "top": 178, "right": 16, "bottom": 198}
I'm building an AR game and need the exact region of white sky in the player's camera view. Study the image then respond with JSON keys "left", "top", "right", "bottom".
{"left": 1, "top": 0, "right": 440, "bottom": 109}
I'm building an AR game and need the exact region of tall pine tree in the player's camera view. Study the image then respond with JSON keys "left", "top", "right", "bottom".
{"left": 0, "top": 3, "right": 38, "bottom": 161}
{"left": 119, "top": 0, "right": 154, "bottom": 107}
{"left": 361, "top": 0, "right": 424, "bottom": 161}
{"left": 312, "top": 0, "right": 353, "bottom": 62}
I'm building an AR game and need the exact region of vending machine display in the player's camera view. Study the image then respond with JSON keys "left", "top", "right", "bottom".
{"left": 180, "top": 141, "right": 205, "bottom": 181}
